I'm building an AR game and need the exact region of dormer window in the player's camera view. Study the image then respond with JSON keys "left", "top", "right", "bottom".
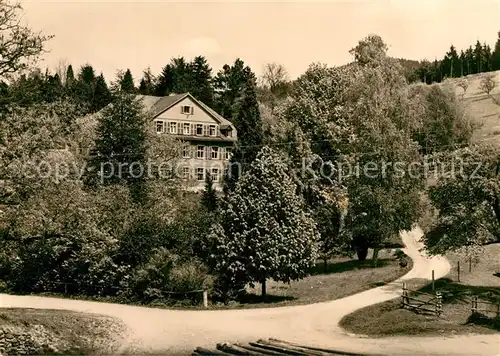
{"left": 181, "top": 105, "right": 193, "bottom": 114}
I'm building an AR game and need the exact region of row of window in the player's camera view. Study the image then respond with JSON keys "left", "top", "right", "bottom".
{"left": 182, "top": 167, "right": 223, "bottom": 182}
{"left": 182, "top": 145, "right": 232, "bottom": 160}
{"left": 156, "top": 121, "right": 232, "bottom": 137}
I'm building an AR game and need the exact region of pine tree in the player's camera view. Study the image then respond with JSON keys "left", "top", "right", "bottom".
{"left": 154, "top": 64, "right": 175, "bottom": 96}
{"left": 209, "top": 146, "right": 319, "bottom": 297}
{"left": 65, "top": 65, "right": 75, "bottom": 89}
{"left": 459, "top": 50, "right": 465, "bottom": 77}
{"left": 79, "top": 64, "right": 96, "bottom": 84}
{"left": 474, "top": 40, "right": 483, "bottom": 74}
{"left": 189, "top": 56, "right": 214, "bottom": 105}
{"left": 493, "top": 31, "right": 500, "bottom": 70}
{"left": 170, "top": 57, "right": 191, "bottom": 93}
{"left": 41, "top": 72, "right": 64, "bottom": 102}
{"left": 119, "top": 69, "right": 136, "bottom": 93}
{"left": 443, "top": 45, "right": 459, "bottom": 78}
{"left": 88, "top": 90, "right": 148, "bottom": 201}
{"left": 92, "top": 73, "right": 112, "bottom": 112}
{"left": 138, "top": 67, "right": 155, "bottom": 95}
{"left": 465, "top": 46, "right": 474, "bottom": 75}
{"left": 74, "top": 64, "right": 97, "bottom": 111}
{"left": 213, "top": 59, "right": 252, "bottom": 120}
{"left": 201, "top": 172, "right": 218, "bottom": 211}
{"left": 482, "top": 43, "right": 493, "bottom": 72}
{"left": 432, "top": 59, "right": 442, "bottom": 82}
{"left": 215, "top": 59, "right": 263, "bottom": 190}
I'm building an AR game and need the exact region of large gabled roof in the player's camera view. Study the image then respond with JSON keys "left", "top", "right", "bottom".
{"left": 135, "top": 93, "right": 234, "bottom": 127}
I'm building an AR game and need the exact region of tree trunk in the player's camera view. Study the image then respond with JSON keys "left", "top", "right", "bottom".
{"left": 261, "top": 278, "right": 266, "bottom": 297}
{"left": 372, "top": 248, "right": 380, "bottom": 267}
{"left": 323, "top": 258, "right": 328, "bottom": 273}
{"left": 356, "top": 246, "right": 369, "bottom": 261}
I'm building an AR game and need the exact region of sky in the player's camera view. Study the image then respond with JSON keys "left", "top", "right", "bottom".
{"left": 19, "top": 0, "right": 500, "bottom": 83}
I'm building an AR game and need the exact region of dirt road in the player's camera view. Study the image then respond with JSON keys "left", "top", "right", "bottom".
{"left": 1, "top": 227, "right": 499, "bottom": 355}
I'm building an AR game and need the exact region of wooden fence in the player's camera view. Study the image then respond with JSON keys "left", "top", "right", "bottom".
{"left": 402, "top": 283, "right": 442, "bottom": 317}
{"left": 471, "top": 296, "right": 500, "bottom": 318}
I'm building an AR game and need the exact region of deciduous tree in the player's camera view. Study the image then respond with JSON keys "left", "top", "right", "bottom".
{"left": 209, "top": 146, "right": 319, "bottom": 297}
{"left": 424, "top": 145, "right": 499, "bottom": 254}
{"left": 343, "top": 36, "right": 425, "bottom": 262}
{"left": 479, "top": 73, "right": 496, "bottom": 96}
{"left": 0, "top": 1, "right": 52, "bottom": 79}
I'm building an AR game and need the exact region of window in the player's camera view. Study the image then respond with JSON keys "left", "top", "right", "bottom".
{"left": 183, "top": 123, "right": 190, "bottom": 135}
{"left": 156, "top": 121, "right": 164, "bottom": 133}
{"left": 224, "top": 147, "right": 232, "bottom": 160}
{"left": 182, "top": 167, "right": 190, "bottom": 180}
{"left": 182, "top": 145, "right": 190, "bottom": 158}
{"left": 196, "top": 124, "right": 203, "bottom": 136}
{"left": 209, "top": 125, "right": 216, "bottom": 136}
{"left": 169, "top": 122, "right": 177, "bottom": 134}
{"left": 197, "top": 168, "right": 204, "bottom": 181}
{"left": 211, "top": 168, "right": 219, "bottom": 182}
{"left": 210, "top": 146, "right": 219, "bottom": 160}
{"left": 181, "top": 105, "right": 193, "bottom": 114}
{"left": 197, "top": 145, "right": 204, "bottom": 159}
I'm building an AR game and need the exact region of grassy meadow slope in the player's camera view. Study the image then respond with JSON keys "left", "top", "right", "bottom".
{"left": 446, "top": 70, "right": 500, "bottom": 146}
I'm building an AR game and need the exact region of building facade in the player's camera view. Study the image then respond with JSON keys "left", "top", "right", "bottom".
{"left": 138, "top": 93, "right": 237, "bottom": 191}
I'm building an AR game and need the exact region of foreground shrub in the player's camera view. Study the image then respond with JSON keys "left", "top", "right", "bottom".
{"left": 6, "top": 233, "right": 130, "bottom": 296}
{"left": 125, "top": 248, "right": 211, "bottom": 305}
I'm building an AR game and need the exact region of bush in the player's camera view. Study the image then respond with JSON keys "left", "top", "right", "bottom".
{"left": 0, "top": 279, "right": 7, "bottom": 292}
{"left": 125, "top": 248, "right": 211, "bottom": 305}
{"left": 6, "top": 233, "right": 130, "bottom": 296}
{"left": 393, "top": 249, "right": 409, "bottom": 267}
{"left": 393, "top": 249, "right": 408, "bottom": 260}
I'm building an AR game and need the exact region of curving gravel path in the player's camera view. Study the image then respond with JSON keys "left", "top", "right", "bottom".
{"left": 1, "top": 227, "right": 499, "bottom": 355}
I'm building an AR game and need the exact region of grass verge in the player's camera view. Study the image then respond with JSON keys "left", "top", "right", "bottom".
{"left": 339, "top": 244, "right": 500, "bottom": 337}
{"left": 239, "top": 248, "right": 411, "bottom": 309}
{"left": 0, "top": 308, "right": 125, "bottom": 355}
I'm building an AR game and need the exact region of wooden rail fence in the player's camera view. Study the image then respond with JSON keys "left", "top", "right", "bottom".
{"left": 471, "top": 296, "right": 500, "bottom": 318}
{"left": 402, "top": 283, "right": 442, "bottom": 317}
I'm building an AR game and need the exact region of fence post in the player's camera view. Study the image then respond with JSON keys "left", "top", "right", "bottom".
{"left": 64, "top": 283, "right": 68, "bottom": 295}
{"left": 457, "top": 261, "right": 461, "bottom": 282}
{"left": 402, "top": 283, "right": 408, "bottom": 307}
{"left": 471, "top": 295, "right": 478, "bottom": 314}
{"left": 203, "top": 289, "right": 208, "bottom": 308}
{"left": 469, "top": 257, "right": 472, "bottom": 273}
{"left": 435, "top": 291, "right": 442, "bottom": 317}
{"left": 432, "top": 270, "right": 435, "bottom": 291}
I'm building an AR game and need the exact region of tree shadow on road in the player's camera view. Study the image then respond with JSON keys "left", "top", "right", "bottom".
{"left": 310, "top": 259, "right": 392, "bottom": 276}
{"left": 236, "top": 293, "right": 296, "bottom": 305}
